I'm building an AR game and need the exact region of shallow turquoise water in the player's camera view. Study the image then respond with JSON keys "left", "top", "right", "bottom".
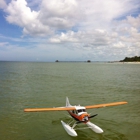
{"left": 0, "top": 62, "right": 140, "bottom": 140}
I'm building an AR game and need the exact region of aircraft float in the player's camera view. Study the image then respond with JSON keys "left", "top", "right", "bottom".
{"left": 24, "top": 97, "right": 127, "bottom": 137}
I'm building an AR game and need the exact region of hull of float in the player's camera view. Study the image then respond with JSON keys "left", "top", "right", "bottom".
{"left": 61, "top": 121, "right": 77, "bottom": 137}
{"left": 86, "top": 121, "right": 103, "bottom": 133}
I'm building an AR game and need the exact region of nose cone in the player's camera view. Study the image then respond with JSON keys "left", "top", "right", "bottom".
{"left": 81, "top": 113, "right": 90, "bottom": 122}
{"left": 84, "top": 116, "right": 89, "bottom": 121}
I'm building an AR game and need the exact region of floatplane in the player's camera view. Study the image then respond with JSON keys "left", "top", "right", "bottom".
{"left": 24, "top": 97, "right": 127, "bottom": 137}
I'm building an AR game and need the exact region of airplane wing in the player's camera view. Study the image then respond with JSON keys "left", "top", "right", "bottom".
{"left": 24, "top": 107, "right": 76, "bottom": 112}
{"left": 24, "top": 101, "right": 127, "bottom": 112}
{"left": 85, "top": 101, "right": 128, "bottom": 109}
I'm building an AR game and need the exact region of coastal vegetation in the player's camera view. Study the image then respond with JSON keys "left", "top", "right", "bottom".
{"left": 120, "top": 56, "right": 140, "bottom": 62}
{"left": 87, "top": 60, "right": 91, "bottom": 63}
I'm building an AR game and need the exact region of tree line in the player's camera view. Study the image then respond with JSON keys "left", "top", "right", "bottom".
{"left": 120, "top": 56, "right": 140, "bottom": 62}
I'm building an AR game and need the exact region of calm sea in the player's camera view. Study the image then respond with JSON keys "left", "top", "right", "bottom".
{"left": 0, "top": 62, "right": 140, "bottom": 140}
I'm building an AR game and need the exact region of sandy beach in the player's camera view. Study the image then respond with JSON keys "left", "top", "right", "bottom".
{"left": 120, "top": 62, "right": 140, "bottom": 64}
{"left": 109, "top": 62, "right": 140, "bottom": 64}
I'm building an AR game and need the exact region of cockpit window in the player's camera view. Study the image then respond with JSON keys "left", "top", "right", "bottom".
{"left": 77, "top": 109, "right": 86, "bottom": 113}
{"left": 71, "top": 110, "right": 78, "bottom": 114}
{"left": 82, "top": 109, "right": 86, "bottom": 112}
{"left": 77, "top": 109, "right": 82, "bottom": 113}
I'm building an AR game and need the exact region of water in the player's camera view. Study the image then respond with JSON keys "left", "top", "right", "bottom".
{"left": 0, "top": 62, "right": 140, "bottom": 140}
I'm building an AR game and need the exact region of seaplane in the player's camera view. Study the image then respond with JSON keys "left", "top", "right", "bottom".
{"left": 24, "top": 97, "right": 127, "bottom": 137}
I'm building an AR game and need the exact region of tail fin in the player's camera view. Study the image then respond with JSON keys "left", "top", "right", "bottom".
{"left": 66, "top": 97, "right": 71, "bottom": 107}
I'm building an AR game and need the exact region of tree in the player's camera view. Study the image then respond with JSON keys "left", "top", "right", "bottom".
{"left": 120, "top": 56, "right": 140, "bottom": 62}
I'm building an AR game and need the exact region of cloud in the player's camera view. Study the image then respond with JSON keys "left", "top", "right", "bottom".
{"left": 0, "top": 42, "right": 9, "bottom": 46}
{"left": 125, "top": 15, "right": 140, "bottom": 28}
{"left": 1, "top": 0, "right": 140, "bottom": 61}
{"left": 39, "top": 0, "right": 80, "bottom": 29}
{"left": 0, "top": 0, "right": 7, "bottom": 9}
{"left": 5, "top": 0, "right": 81, "bottom": 36}
{"left": 5, "top": 0, "right": 140, "bottom": 36}
{"left": 5, "top": 0, "right": 51, "bottom": 36}
{"left": 49, "top": 31, "right": 79, "bottom": 43}
{"left": 113, "top": 42, "right": 125, "bottom": 48}
{"left": 49, "top": 29, "right": 117, "bottom": 48}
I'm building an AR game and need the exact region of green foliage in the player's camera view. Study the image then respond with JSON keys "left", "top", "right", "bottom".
{"left": 120, "top": 56, "right": 140, "bottom": 62}
{"left": 87, "top": 60, "right": 91, "bottom": 62}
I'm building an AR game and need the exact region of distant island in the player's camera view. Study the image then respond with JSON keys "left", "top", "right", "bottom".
{"left": 120, "top": 56, "right": 140, "bottom": 62}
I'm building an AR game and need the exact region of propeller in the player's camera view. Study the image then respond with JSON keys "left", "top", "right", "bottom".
{"left": 76, "top": 114, "right": 98, "bottom": 124}
{"left": 89, "top": 114, "right": 98, "bottom": 119}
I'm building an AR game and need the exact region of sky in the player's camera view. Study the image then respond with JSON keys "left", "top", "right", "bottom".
{"left": 0, "top": 0, "right": 140, "bottom": 62}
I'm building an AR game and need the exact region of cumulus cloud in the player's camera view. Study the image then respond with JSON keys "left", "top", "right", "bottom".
{"left": 1, "top": 0, "right": 140, "bottom": 61}
{"left": 49, "top": 29, "right": 118, "bottom": 49}
{"left": 5, "top": 0, "right": 51, "bottom": 36}
{"left": 5, "top": 0, "right": 140, "bottom": 36}
{"left": 0, "top": 0, "right": 7, "bottom": 9}
{"left": 39, "top": 0, "right": 80, "bottom": 29}
{"left": 5, "top": 0, "right": 81, "bottom": 36}
{"left": 126, "top": 15, "right": 140, "bottom": 28}
{"left": 113, "top": 42, "right": 125, "bottom": 48}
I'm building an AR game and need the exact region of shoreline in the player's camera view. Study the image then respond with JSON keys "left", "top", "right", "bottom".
{"left": 110, "top": 62, "right": 140, "bottom": 64}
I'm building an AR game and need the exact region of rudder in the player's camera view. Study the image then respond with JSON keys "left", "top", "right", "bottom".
{"left": 66, "top": 97, "right": 71, "bottom": 107}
